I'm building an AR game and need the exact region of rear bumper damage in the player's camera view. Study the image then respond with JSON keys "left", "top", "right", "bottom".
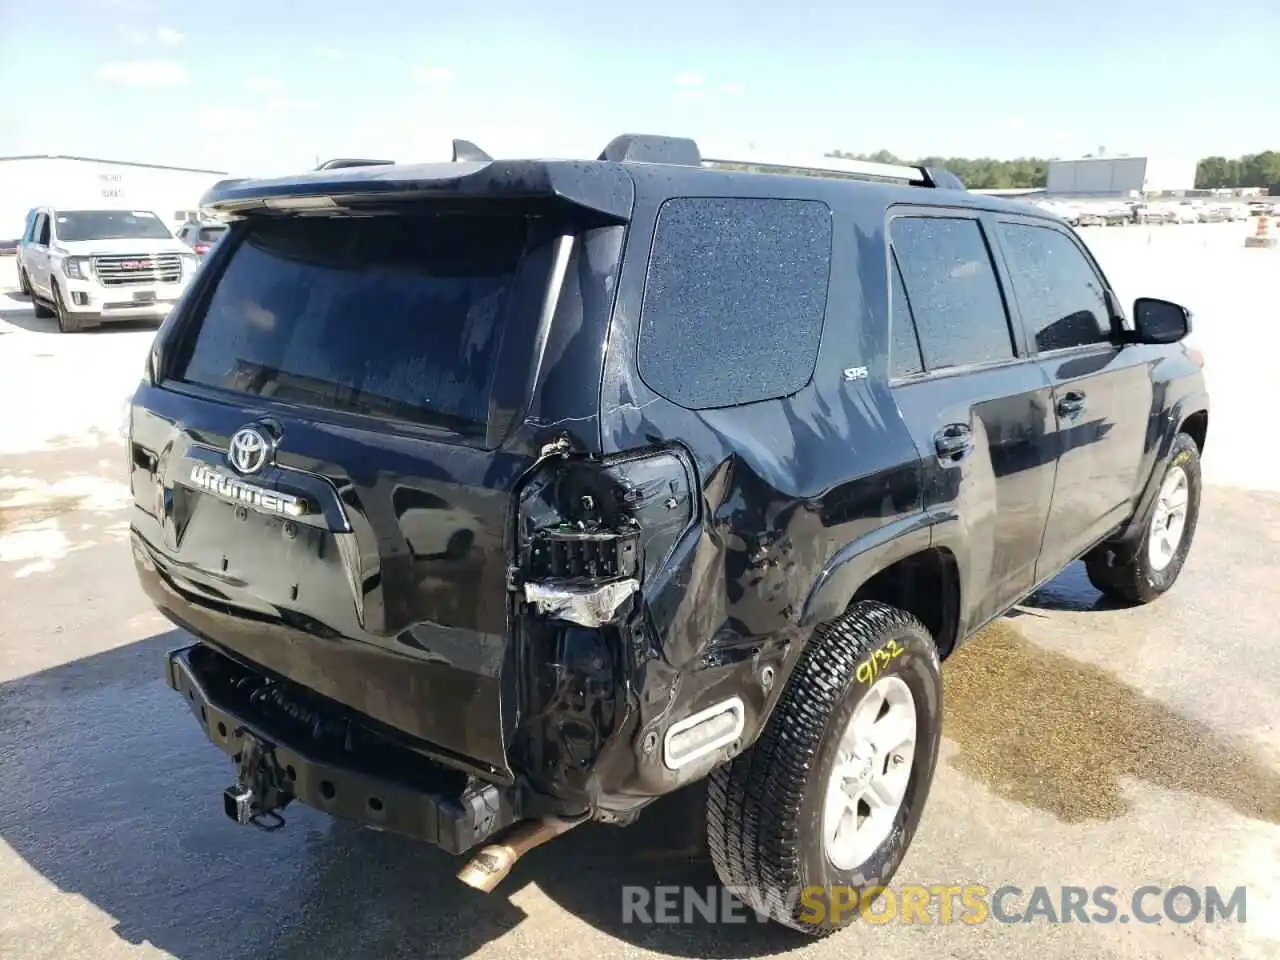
{"left": 141, "top": 436, "right": 781, "bottom": 866}
{"left": 166, "top": 642, "right": 518, "bottom": 854}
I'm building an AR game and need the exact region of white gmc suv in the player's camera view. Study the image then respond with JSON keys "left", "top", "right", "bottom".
{"left": 16, "top": 206, "right": 200, "bottom": 333}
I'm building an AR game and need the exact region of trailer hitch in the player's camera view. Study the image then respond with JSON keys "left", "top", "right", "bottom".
{"left": 223, "top": 728, "right": 293, "bottom": 831}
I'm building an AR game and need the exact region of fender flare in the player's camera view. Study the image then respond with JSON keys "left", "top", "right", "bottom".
{"left": 1113, "top": 391, "right": 1208, "bottom": 554}
{"left": 800, "top": 513, "right": 940, "bottom": 628}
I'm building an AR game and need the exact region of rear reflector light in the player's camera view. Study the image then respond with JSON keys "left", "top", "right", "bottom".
{"left": 663, "top": 697, "right": 745, "bottom": 769}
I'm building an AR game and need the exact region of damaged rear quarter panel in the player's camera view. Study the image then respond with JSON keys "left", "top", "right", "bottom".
{"left": 584, "top": 175, "right": 927, "bottom": 809}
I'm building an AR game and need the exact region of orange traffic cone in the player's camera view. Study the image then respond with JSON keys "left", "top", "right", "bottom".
{"left": 1245, "top": 214, "right": 1277, "bottom": 248}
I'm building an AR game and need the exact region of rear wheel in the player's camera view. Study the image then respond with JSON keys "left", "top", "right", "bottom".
{"left": 18, "top": 267, "right": 30, "bottom": 296}
{"left": 706, "top": 600, "right": 943, "bottom": 936}
{"left": 1086, "top": 432, "right": 1201, "bottom": 604}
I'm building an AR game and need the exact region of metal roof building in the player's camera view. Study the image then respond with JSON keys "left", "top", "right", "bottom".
{"left": 0, "top": 155, "right": 230, "bottom": 239}
{"left": 1045, "top": 155, "right": 1197, "bottom": 198}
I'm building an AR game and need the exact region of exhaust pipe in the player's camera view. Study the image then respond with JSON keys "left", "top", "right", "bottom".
{"left": 457, "top": 817, "right": 581, "bottom": 893}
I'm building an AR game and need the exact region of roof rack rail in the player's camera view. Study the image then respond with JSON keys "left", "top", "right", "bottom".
{"left": 585, "top": 132, "right": 964, "bottom": 189}
{"left": 700, "top": 151, "right": 965, "bottom": 190}
{"left": 439, "top": 133, "right": 963, "bottom": 189}
{"left": 452, "top": 139, "right": 493, "bottom": 162}
{"left": 315, "top": 158, "right": 395, "bottom": 170}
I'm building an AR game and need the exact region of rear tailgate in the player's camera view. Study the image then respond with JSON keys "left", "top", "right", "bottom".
{"left": 129, "top": 169, "right": 632, "bottom": 780}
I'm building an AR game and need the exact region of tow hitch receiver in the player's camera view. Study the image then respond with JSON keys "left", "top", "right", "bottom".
{"left": 223, "top": 729, "right": 292, "bottom": 831}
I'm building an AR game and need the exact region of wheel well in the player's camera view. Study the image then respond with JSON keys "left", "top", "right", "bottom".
{"left": 851, "top": 547, "right": 960, "bottom": 658}
{"left": 1180, "top": 410, "right": 1208, "bottom": 454}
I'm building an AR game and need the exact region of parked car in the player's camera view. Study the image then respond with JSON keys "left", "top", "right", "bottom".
{"left": 1141, "top": 204, "right": 1178, "bottom": 224}
{"left": 17, "top": 206, "right": 199, "bottom": 332}
{"left": 1098, "top": 203, "right": 1134, "bottom": 226}
{"left": 0, "top": 238, "right": 18, "bottom": 256}
{"left": 130, "top": 135, "right": 1209, "bottom": 937}
{"left": 175, "top": 220, "right": 229, "bottom": 257}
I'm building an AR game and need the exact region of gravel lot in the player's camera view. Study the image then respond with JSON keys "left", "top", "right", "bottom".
{"left": 1, "top": 222, "right": 1278, "bottom": 960}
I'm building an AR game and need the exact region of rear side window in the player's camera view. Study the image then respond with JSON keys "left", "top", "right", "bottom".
{"left": 176, "top": 212, "right": 534, "bottom": 437}
{"left": 890, "top": 216, "right": 1014, "bottom": 371}
{"left": 637, "top": 197, "right": 831, "bottom": 409}
{"left": 995, "top": 221, "right": 1111, "bottom": 352}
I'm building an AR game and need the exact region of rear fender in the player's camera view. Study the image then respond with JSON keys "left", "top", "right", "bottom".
{"left": 800, "top": 514, "right": 935, "bottom": 627}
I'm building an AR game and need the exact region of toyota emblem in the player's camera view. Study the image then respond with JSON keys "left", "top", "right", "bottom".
{"left": 227, "top": 426, "right": 272, "bottom": 474}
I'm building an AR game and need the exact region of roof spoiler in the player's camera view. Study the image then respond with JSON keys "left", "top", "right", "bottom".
{"left": 454, "top": 133, "right": 964, "bottom": 189}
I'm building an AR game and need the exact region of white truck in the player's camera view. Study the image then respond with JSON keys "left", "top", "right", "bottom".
{"left": 16, "top": 206, "right": 200, "bottom": 332}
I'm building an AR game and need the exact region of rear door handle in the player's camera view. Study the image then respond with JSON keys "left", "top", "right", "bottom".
{"left": 1056, "top": 391, "right": 1087, "bottom": 420}
{"left": 934, "top": 423, "right": 973, "bottom": 461}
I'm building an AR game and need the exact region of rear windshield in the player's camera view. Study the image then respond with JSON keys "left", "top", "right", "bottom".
{"left": 176, "top": 212, "right": 533, "bottom": 437}
{"left": 198, "top": 226, "right": 227, "bottom": 242}
{"left": 54, "top": 210, "right": 172, "bottom": 242}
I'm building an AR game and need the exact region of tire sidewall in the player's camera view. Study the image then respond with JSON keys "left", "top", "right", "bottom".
{"left": 794, "top": 623, "right": 942, "bottom": 923}
{"left": 1140, "top": 434, "right": 1201, "bottom": 592}
{"left": 52, "top": 280, "right": 71, "bottom": 332}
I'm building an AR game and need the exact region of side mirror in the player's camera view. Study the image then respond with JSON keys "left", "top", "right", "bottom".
{"left": 1131, "top": 297, "right": 1191, "bottom": 344}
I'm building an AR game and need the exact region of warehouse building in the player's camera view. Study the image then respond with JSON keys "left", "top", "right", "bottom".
{"left": 1045, "top": 155, "right": 1197, "bottom": 199}
{"left": 0, "top": 155, "right": 230, "bottom": 241}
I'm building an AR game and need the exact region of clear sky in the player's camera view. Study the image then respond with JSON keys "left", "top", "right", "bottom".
{"left": 1, "top": 0, "right": 1275, "bottom": 177}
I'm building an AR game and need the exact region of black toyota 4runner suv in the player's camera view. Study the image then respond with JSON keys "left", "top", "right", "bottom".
{"left": 127, "top": 135, "right": 1209, "bottom": 936}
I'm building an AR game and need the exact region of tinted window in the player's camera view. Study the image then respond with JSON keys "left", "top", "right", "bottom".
{"left": 997, "top": 222, "right": 1111, "bottom": 351}
{"left": 890, "top": 217, "right": 1013, "bottom": 370}
{"left": 35, "top": 215, "right": 50, "bottom": 245}
{"left": 198, "top": 226, "right": 227, "bottom": 242}
{"left": 54, "top": 210, "right": 172, "bottom": 242}
{"left": 177, "top": 212, "right": 535, "bottom": 438}
{"left": 638, "top": 197, "right": 831, "bottom": 408}
{"left": 889, "top": 254, "right": 923, "bottom": 378}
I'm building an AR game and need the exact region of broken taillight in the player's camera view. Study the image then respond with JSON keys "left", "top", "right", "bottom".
{"left": 515, "top": 445, "right": 698, "bottom": 624}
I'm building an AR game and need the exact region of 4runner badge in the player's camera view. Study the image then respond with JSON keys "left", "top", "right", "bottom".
{"left": 189, "top": 463, "right": 308, "bottom": 518}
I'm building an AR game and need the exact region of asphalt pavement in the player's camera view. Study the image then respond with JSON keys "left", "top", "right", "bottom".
{"left": 1, "top": 225, "right": 1277, "bottom": 960}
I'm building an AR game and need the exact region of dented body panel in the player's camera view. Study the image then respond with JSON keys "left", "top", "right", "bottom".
{"left": 132, "top": 155, "right": 1208, "bottom": 846}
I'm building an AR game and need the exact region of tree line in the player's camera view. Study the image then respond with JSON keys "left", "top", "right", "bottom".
{"left": 826, "top": 149, "right": 1280, "bottom": 191}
